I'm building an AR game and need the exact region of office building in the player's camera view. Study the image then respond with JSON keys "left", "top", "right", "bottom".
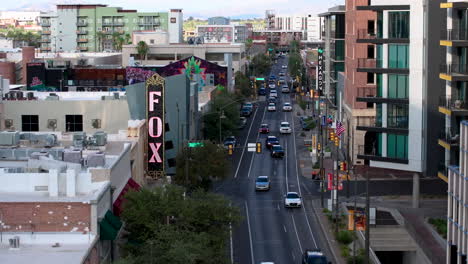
{"left": 196, "top": 25, "right": 249, "bottom": 43}
{"left": 39, "top": 4, "right": 182, "bottom": 53}
{"left": 319, "top": 6, "right": 345, "bottom": 107}
{"left": 353, "top": 0, "right": 444, "bottom": 175}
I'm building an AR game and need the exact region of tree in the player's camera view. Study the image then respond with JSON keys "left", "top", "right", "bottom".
{"left": 112, "top": 32, "right": 125, "bottom": 51}
{"left": 245, "top": 38, "right": 253, "bottom": 59}
{"left": 289, "top": 51, "right": 304, "bottom": 81}
{"left": 96, "top": 31, "right": 105, "bottom": 52}
{"left": 250, "top": 53, "right": 272, "bottom": 76}
{"left": 174, "top": 140, "right": 230, "bottom": 191}
{"left": 235, "top": 71, "right": 252, "bottom": 98}
{"left": 202, "top": 91, "right": 241, "bottom": 142}
{"left": 124, "top": 33, "right": 131, "bottom": 45}
{"left": 136, "top": 41, "right": 149, "bottom": 63}
{"left": 120, "top": 185, "right": 241, "bottom": 264}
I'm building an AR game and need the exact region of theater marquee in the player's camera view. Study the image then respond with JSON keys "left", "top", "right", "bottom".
{"left": 146, "top": 74, "right": 165, "bottom": 178}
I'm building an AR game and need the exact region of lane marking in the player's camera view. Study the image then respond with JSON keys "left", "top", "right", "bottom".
{"left": 229, "top": 202, "right": 234, "bottom": 264}
{"left": 247, "top": 106, "right": 267, "bottom": 178}
{"left": 234, "top": 107, "right": 259, "bottom": 178}
{"left": 285, "top": 140, "right": 289, "bottom": 192}
{"left": 283, "top": 225, "right": 287, "bottom": 233}
{"left": 291, "top": 214, "right": 303, "bottom": 253}
{"left": 290, "top": 105, "right": 318, "bottom": 248}
{"left": 245, "top": 201, "right": 255, "bottom": 264}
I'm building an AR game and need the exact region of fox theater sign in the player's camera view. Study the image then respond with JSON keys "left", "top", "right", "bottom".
{"left": 146, "top": 74, "right": 165, "bottom": 178}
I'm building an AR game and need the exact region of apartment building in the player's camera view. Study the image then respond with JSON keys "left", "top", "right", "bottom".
{"left": 319, "top": 5, "right": 345, "bottom": 107}
{"left": 196, "top": 25, "right": 249, "bottom": 43}
{"left": 265, "top": 11, "right": 321, "bottom": 42}
{"left": 353, "top": 0, "right": 444, "bottom": 175}
{"left": 39, "top": 5, "right": 182, "bottom": 53}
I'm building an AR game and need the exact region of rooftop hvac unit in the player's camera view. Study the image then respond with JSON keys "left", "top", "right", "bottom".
{"left": 63, "top": 149, "right": 82, "bottom": 164}
{"left": 91, "top": 119, "right": 101, "bottom": 129}
{"left": 73, "top": 132, "right": 86, "bottom": 148}
{"left": 113, "top": 92, "right": 119, "bottom": 99}
{"left": 30, "top": 151, "right": 49, "bottom": 160}
{"left": 0, "top": 131, "right": 20, "bottom": 146}
{"left": 85, "top": 152, "right": 105, "bottom": 167}
{"left": 91, "top": 131, "right": 107, "bottom": 146}
{"left": 9, "top": 236, "right": 20, "bottom": 249}
{"left": 4, "top": 119, "right": 13, "bottom": 130}
{"left": 47, "top": 119, "right": 57, "bottom": 130}
{"left": 45, "top": 96, "right": 59, "bottom": 101}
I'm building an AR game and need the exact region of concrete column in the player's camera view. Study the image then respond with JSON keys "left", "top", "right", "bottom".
{"left": 412, "top": 173, "right": 420, "bottom": 208}
{"left": 66, "top": 169, "right": 76, "bottom": 197}
{"left": 48, "top": 169, "right": 58, "bottom": 197}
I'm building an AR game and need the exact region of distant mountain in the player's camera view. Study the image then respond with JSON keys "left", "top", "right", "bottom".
{"left": 230, "top": 14, "right": 263, "bottom": 20}
{"left": 6, "top": 0, "right": 87, "bottom": 12}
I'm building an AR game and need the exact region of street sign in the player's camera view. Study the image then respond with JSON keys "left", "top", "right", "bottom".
{"left": 188, "top": 142, "right": 204, "bottom": 148}
{"left": 247, "top": 143, "right": 256, "bottom": 152}
{"left": 317, "top": 46, "right": 324, "bottom": 91}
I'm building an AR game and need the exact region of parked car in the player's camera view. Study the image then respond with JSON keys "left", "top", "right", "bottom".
{"left": 271, "top": 144, "right": 285, "bottom": 158}
{"left": 265, "top": 136, "right": 279, "bottom": 149}
{"left": 302, "top": 249, "right": 330, "bottom": 264}
{"left": 223, "top": 136, "right": 237, "bottom": 148}
{"left": 259, "top": 123, "right": 270, "bottom": 133}
{"left": 284, "top": 192, "right": 302, "bottom": 208}
{"left": 283, "top": 102, "right": 292, "bottom": 112}
{"left": 280, "top": 122, "right": 292, "bottom": 134}
{"left": 255, "top": 176, "right": 270, "bottom": 191}
{"left": 238, "top": 117, "right": 247, "bottom": 129}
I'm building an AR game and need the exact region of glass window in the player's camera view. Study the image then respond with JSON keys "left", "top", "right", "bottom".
{"left": 387, "top": 134, "right": 408, "bottom": 159}
{"left": 387, "top": 104, "right": 408, "bottom": 128}
{"left": 22, "top": 115, "right": 39, "bottom": 131}
{"left": 377, "top": 12, "right": 383, "bottom": 38}
{"left": 388, "top": 44, "right": 408, "bottom": 69}
{"left": 66, "top": 115, "right": 83, "bottom": 132}
{"left": 388, "top": 11, "right": 409, "bottom": 38}
{"left": 388, "top": 74, "right": 408, "bottom": 99}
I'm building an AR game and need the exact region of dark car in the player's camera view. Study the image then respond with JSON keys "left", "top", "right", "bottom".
{"left": 302, "top": 249, "right": 330, "bottom": 264}
{"left": 223, "top": 136, "right": 237, "bottom": 148}
{"left": 241, "top": 107, "right": 252, "bottom": 117}
{"left": 268, "top": 96, "right": 276, "bottom": 103}
{"left": 271, "top": 144, "right": 284, "bottom": 158}
{"left": 269, "top": 75, "right": 276, "bottom": 80}
{"left": 265, "top": 136, "right": 279, "bottom": 149}
{"left": 238, "top": 117, "right": 247, "bottom": 129}
{"left": 258, "top": 87, "right": 267, "bottom": 96}
{"left": 259, "top": 124, "right": 270, "bottom": 134}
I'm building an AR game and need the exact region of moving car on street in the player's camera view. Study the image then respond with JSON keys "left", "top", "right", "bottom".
{"left": 302, "top": 249, "right": 330, "bottom": 264}
{"left": 270, "top": 144, "right": 285, "bottom": 158}
{"left": 258, "top": 87, "right": 267, "bottom": 96}
{"left": 282, "top": 65, "right": 288, "bottom": 69}
{"left": 281, "top": 85, "right": 290, "bottom": 93}
{"left": 279, "top": 71, "right": 285, "bottom": 76}
{"left": 270, "top": 89, "right": 278, "bottom": 98}
{"left": 283, "top": 102, "right": 292, "bottom": 112}
{"left": 223, "top": 136, "right": 237, "bottom": 148}
{"left": 284, "top": 192, "right": 302, "bottom": 208}
{"left": 265, "top": 136, "right": 280, "bottom": 149}
{"left": 268, "top": 96, "right": 277, "bottom": 103}
{"left": 267, "top": 103, "right": 276, "bottom": 112}
{"left": 237, "top": 117, "right": 247, "bottom": 129}
{"left": 255, "top": 176, "right": 270, "bottom": 191}
{"left": 280, "top": 121, "right": 292, "bottom": 134}
{"left": 259, "top": 123, "right": 270, "bottom": 133}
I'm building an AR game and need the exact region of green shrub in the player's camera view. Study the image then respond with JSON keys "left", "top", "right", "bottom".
{"left": 299, "top": 99, "right": 307, "bottom": 111}
{"left": 347, "top": 255, "right": 364, "bottom": 264}
{"left": 313, "top": 162, "right": 320, "bottom": 169}
{"left": 340, "top": 244, "right": 350, "bottom": 258}
{"left": 323, "top": 208, "right": 330, "bottom": 214}
{"left": 337, "top": 230, "right": 355, "bottom": 245}
{"left": 325, "top": 146, "right": 331, "bottom": 152}
{"left": 428, "top": 218, "right": 447, "bottom": 239}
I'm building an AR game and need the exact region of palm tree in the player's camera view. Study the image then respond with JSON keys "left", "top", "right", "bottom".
{"left": 136, "top": 41, "right": 149, "bottom": 63}
{"left": 96, "top": 31, "right": 105, "bottom": 52}
{"left": 124, "top": 33, "right": 131, "bottom": 45}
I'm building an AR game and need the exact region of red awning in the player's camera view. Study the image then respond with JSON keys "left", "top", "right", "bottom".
{"left": 113, "top": 178, "right": 141, "bottom": 216}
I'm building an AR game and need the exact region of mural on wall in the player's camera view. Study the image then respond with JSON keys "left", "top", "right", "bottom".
{"left": 126, "top": 56, "right": 227, "bottom": 87}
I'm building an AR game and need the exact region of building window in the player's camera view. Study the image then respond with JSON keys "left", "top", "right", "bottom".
{"left": 65, "top": 115, "right": 83, "bottom": 132}
{"left": 387, "top": 104, "right": 408, "bottom": 129}
{"left": 388, "top": 44, "right": 408, "bottom": 69}
{"left": 388, "top": 11, "right": 409, "bottom": 39}
{"left": 150, "top": 39, "right": 154, "bottom": 44}
{"left": 367, "top": 20, "right": 375, "bottom": 35}
{"left": 367, "top": 73, "right": 375, "bottom": 84}
{"left": 367, "top": 45, "right": 375, "bottom": 59}
{"left": 387, "top": 134, "right": 408, "bottom": 160}
{"left": 22, "top": 115, "right": 39, "bottom": 131}
{"left": 388, "top": 74, "right": 408, "bottom": 99}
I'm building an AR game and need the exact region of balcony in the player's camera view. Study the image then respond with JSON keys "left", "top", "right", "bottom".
{"left": 113, "top": 21, "right": 124, "bottom": 26}
{"left": 102, "top": 21, "right": 113, "bottom": 26}
{"left": 42, "top": 30, "right": 51, "bottom": 35}
{"left": 356, "top": 87, "right": 409, "bottom": 104}
{"left": 357, "top": 58, "right": 409, "bottom": 74}
{"left": 76, "top": 30, "right": 88, "bottom": 35}
{"left": 77, "top": 38, "right": 88, "bottom": 43}
{"left": 78, "top": 47, "right": 88, "bottom": 51}
{"left": 356, "top": 116, "right": 408, "bottom": 134}
{"left": 437, "top": 163, "right": 448, "bottom": 182}
{"left": 39, "top": 38, "right": 51, "bottom": 43}
{"left": 440, "top": 64, "right": 468, "bottom": 82}
{"left": 41, "top": 21, "right": 51, "bottom": 26}
{"left": 138, "top": 21, "right": 160, "bottom": 26}
{"left": 438, "top": 129, "right": 460, "bottom": 150}
{"left": 440, "top": 29, "right": 468, "bottom": 47}
{"left": 357, "top": 145, "right": 408, "bottom": 164}
{"left": 356, "top": 29, "right": 409, "bottom": 44}
{"left": 439, "top": 95, "right": 468, "bottom": 116}
{"left": 77, "top": 21, "right": 88, "bottom": 27}
{"left": 41, "top": 47, "right": 51, "bottom": 52}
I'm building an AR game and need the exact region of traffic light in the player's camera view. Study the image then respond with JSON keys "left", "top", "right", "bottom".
{"left": 228, "top": 144, "right": 233, "bottom": 155}
{"left": 317, "top": 143, "right": 321, "bottom": 151}
{"left": 339, "top": 162, "right": 344, "bottom": 171}
{"left": 342, "top": 161, "right": 347, "bottom": 171}
{"left": 256, "top": 142, "right": 262, "bottom": 153}
{"left": 334, "top": 137, "right": 339, "bottom": 146}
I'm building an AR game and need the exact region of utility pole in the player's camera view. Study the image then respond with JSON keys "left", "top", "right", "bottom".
{"left": 365, "top": 168, "right": 370, "bottom": 264}
{"left": 334, "top": 133, "right": 339, "bottom": 234}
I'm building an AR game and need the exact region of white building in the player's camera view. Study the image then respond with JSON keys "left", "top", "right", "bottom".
{"left": 169, "top": 9, "right": 183, "bottom": 44}
{"left": 268, "top": 12, "right": 321, "bottom": 42}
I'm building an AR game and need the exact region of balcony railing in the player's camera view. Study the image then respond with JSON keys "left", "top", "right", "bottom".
{"left": 357, "top": 29, "right": 376, "bottom": 40}
{"left": 41, "top": 47, "right": 51, "bottom": 51}
{"left": 41, "top": 21, "right": 51, "bottom": 26}
{"left": 441, "top": 29, "right": 468, "bottom": 41}
{"left": 358, "top": 145, "right": 380, "bottom": 157}
{"left": 356, "top": 116, "right": 408, "bottom": 129}
{"left": 439, "top": 95, "right": 468, "bottom": 110}
{"left": 138, "top": 21, "right": 160, "bottom": 26}
{"left": 357, "top": 87, "right": 377, "bottom": 98}
{"left": 42, "top": 31, "right": 51, "bottom": 35}
{"left": 78, "top": 47, "right": 88, "bottom": 51}
{"left": 77, "top": 21, "right": 88, "bottom": 27}
{"left": 439, "top": 129, "right": 460, "bottom": 145}
{"left": 356, "top": 116, "right": 381, "bottom": 127}
{"left": 39, "top": 38, "right": 51, "bottom": 43}
{"left": 76, "top": 30, "right": 88, "bottom": 34}
{"left": 387, "top": 116, "right": 409, "bottom": 129}
{"left": 113, "top": 21, "right": 124, "bottom": 26}
{"left": 440, "top": 64, "right": 468, "bottom": 75}
{"left": 67, "top": 80, "right": 125, "bottom": 86}
{"left": 77, "top": 38, "right": 88, "bottom": 43}
{"left": 102, "top": 21, "right": 113, "bottom": 26}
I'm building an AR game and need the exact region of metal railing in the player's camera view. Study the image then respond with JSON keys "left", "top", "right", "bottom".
{"left": 357, "top": 87, "right": 377, "bottom": 98}
{"left": 439, "top": 129, "right": 460, "bottom": 145}
{"left": 440, "top": 64, "right": 468, "bottom": 75}
{"left": 356, "top": 116, "right": 381, "bottom": 127}
{"left": 441, "top": 29, "right": 468, "bottom": 41}
{"left": 356, "top": 116, "right": 408, "bottom": 129}
{"left": 77, "top": 21, "right": 87, "bottom": 26}
{"left": 357, "top": 29, "right": 376, "bottom": 39}
{"left": 439, "top": 95, "right": 468, "bottom": 110}
{"left": 357, "top": 145, "right": 380, "bottom": 157}
{"left": 76, "top": 30, "right": 88, "bottom": 34}
{"left": 67, "top": 80, "right": 125, "bottom": 86}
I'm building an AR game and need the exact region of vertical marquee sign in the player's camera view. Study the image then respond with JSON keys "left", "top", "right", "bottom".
{"left": 146, "top": 74, "right": 165, "bottom": 178}
{"left": 317, "top": 47, "right": 324, "bottom": 91}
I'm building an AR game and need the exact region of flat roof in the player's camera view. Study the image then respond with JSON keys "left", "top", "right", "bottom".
{"left": 318, "top": 5, "right": 346, "bottom": 17}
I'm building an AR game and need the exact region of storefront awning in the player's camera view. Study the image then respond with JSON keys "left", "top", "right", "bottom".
{"left": 113, "top": 178, "right": 141, "bottom": 216}
{"left": 100, "top": 210, "right": 122, "bottom": 240}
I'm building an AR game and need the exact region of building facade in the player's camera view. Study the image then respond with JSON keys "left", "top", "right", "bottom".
{"left": 39, "top": 4, "right": 182, "bottom": 53}
{"left": 354, "top": 0, "right": 443, "bottom": 175}
{"left": 196, "top": 25, "right": 248, "bottom": 43}
{"left": 0, "top": 11, "right": 41, "bottom": 30}
{"left": 319, "top": 6, "right": 345, "bottom": 107}
{"left": 208, "top": 16, "right": 230, "bottom": 25}
{"left": 265, "top": 11, "right": 321, "bottom": 42}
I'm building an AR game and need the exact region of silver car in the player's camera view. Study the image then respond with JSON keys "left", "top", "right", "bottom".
{"left": 255, "top": 176, "right": 270, "bottom": 191}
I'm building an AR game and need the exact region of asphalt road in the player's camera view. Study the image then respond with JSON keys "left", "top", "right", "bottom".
{"left": 215, "top": 56, "right": 335, "bottom": 264}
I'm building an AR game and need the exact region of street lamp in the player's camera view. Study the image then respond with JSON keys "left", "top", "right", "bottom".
{"left": 219, "top": 111, "right": 226, "bottom": 144}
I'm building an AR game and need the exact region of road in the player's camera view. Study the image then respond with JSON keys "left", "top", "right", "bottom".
{"left": 215, "top": 56, "right": 335, "bottom": 264}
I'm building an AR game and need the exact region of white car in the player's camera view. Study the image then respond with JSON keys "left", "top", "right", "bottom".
{"left": 267, "top": 103, "right": 276, "bottom": 112}
{"left": 269, "top": 83, "right": 276, "bottom": 89}
{"left": 281, "top": 86, "right": 290, "bottom": 93}
{"left": 283, "top": 102, "right": 292, "bottom": 112}
{"left": 284, "top": 192, "right": 302, "bottom": 208}
{"left": 270, "top": 90, "right": 278, "bottom": 98}
{"left": 282, "top": 65, "right": 288, "bottom": 69}
{"left": 280, "top": 121, "right": 291, "bottom": 134}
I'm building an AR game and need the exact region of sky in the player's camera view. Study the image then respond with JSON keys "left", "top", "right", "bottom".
{"left": 0, "top": 0, "right": 344, "bottom": 19}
